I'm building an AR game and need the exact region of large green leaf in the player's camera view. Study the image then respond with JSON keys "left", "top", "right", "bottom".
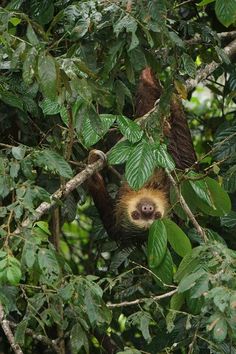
{"left": 38, "top": 248, "right": 60, "bottom": 284}
{"left": 213, "top": 126, "right": 236, "bottom": 162}
{"left": 193, "top": 177, "right": 231, "bottom": 216}
{"left": 38, "top": 52, "right": 57, "bottom": 100}
{"left": 29, "top": 0, "right": 54, "bottom": 25}
{"left": 152, "top": 249, "right": 173, "bottom": 285}
{"left": 117, "top": 115, "right": 143, "bottom": 143}
{"left": 154, "top": 144, "right": 175, "bottom": 171}
{"left": 39, "top": 98, "right": 61, "bottom": 115}
{"left": 81, "top": 114, "right": 116, "bottom": 147}
{"left": 26, "top": 24, "right": 39, "bottom": 45}
{"left": 178, "top": 269, "right": 206, "bottom": 293}
{"left": 215, "top": 0, "right": 236, "bottom": 27}
{"left": 163, "top": 219, "right": 192, "bottom": 257}
{"left": 223, "top": 165, "right": 236, "bottom": 193}
{"left": 213, "top": 317, "right": 228, "bottom": 342}
{"left": 188, "top": 174, "right": 212, "bottom": 207}
{"left": 108, "top": 140, "right": 133, "bottom": 165}
{"left": 221, "top": 211, "right": 236, "bottom": 228}
{"left": 70, "top": 323, "right": 89, "bottom": 354}
{"left": 0, "top": 91, "right": 24, "bottom": 110}
{"left": 125, "top": 140, "right": 156, "bottom": 190}
{"left": 174, "top": 247, "right": 202, "bottom": 283}
{"left": 34, "top": 149, "right": 73, "bottom": 178}
{"left": 148, "top": 220, "right": 167, "bottom": 268}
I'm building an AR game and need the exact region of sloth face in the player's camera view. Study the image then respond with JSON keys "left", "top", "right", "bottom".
{"left": 131, "top": 197, "right": 162, "bottom": 222}
{"left": 116, "top": 186, "right": 169, "bottom": 231}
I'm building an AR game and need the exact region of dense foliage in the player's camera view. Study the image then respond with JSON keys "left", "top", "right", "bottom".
{"left": 0, "top": 0, "right": 236, "bottom": 353}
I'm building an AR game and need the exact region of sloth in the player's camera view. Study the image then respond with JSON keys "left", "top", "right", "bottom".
{"left": 115, "top": 169, "right": 169, "bottom": 236}
{"left": 87, "top": 67, "right": 196, "bottom": 242}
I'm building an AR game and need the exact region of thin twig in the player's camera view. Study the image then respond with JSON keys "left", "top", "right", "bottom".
{"left": 0, "top": 303, "right": 24, "bottom": 354}
{"left": 166, "top": 171, "right": 207, "bottom": 242}
{"left": 107, "top": 289, "right": 177, "bottom": 308}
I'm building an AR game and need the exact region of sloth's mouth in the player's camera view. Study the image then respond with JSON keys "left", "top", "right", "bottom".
{"left": 130, "top": 210, "right": 162, "bottom": 221}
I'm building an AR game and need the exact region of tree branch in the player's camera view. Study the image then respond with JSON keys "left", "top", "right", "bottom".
{"left": 14, "top": 158, "right": 105, "bottom": 235}
{"left": 107, "top": 289, "right": 177, "bottom": 308}
{"left": 186, "top": 30, "right": 236, "bottom": 45}
{"left": 186, "top": 38, "right": 236, "bottom": 92}
{"left": 0, "top": 304, "right": 24, "bottom": 354}
{"left": 9, "top": 322, "right": 61, "bottom": 354}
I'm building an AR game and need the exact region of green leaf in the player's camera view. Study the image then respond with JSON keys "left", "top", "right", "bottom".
{"left": 71, "top": 18, "right": 90, "bottom": 39}
{"left": 6, "top": 257, "right": 22, "bottom": 285}
{"left": 190, "top": 273, "right": 209, "bottom": 298}
{"left": 38, "top": 249, "right": 60, "bottom": 284}
{"left": 38, "top": 52, "right": 57, "bottom": 100}
{"left": 197, "top": 0, "right": 215, "bottom": 6}
{"left": 0, "top": 91, "right": 24, "bottom": 111}
{"left": 39, "top": 98, "right": 61, "bottom": 115}
{"left": 22, "top": 47, "right": 38, "bottom": 85}
{"left": 182, "top": 53, "right": 196, "bottom": 78}
{"left": 9, "top": 162, "right": 19, "bottom": 179}
{"left": 11, "top": 41, "right": 26, "bottom": 69}
{"left": 170, "top": 292, "right": 185, "bottom": 310}
{"left": 9, "top": 17, "right": 21, "bottom": 26}
{"left": 82, "top": 114, "right": 116, "bottom": 148}
{"left": 163, "top": 219, "right": 192, "bottom": 257}
{"left": 125, "top": 140, "right": 156, "bottom": 190}
{"left": 188, "top": 174, "right": 212, "bottom": 207}
{"left": 154, "top": 144, "right": 175, "bottom": 171}
{"left": 87, "top": 106, "right": 103, "bottom": 135}
{"left": 174, "top": 247, "right": 202, "bottom": 283}
{"left": 14, "top": 320, "right": 28, "bottom": 346}
{"left": 34, "top": 149, "right": 73, "bottom": 178}
{"left": 139, "top": 313, "right": 152, "bottom": 342}
{"left": 117, "top": 116, "right": 143, "bottom": 143}
{"left": 186, "top": 287, "right": 204, "bottom": 315}
{"left": 214, "top": 126, "right": 236, "bottom": 162}
{"left": 194, "top": 177, "right": 231, "bottom": 216}
{"left": 178, "top": 269, "right": 206, "bottom": 293}
{"left": 152, "top": 249, "right": 173, "bottom": 285}
{"left": 223, "top": 165, "right": 236, "bottom": 193}
{"left": 169, "top": 31, "right": 185, "bottom": 48}
{"left": 213, "top": 318, "right": 228, "bottom": 342}
{"left": 215, "top": 0, "right": 236, "bottom": 27}
{"left": 29, "top": 0, "right": 54, "bottom": 25}
{"left": 26, "top": 24, "right": 39, "bottom": 45}
{"left": 12, "top": 146, "right": 26, "bottom": 160}
{"left": 108, "top": 140, "right": 133, "bottom": 165}
{"left": 70, "top": 323, "right": 89, "bottom": 354}
{"left": 114, "top": 80, "right": 132, "bottom": 113}
{"left": 22, "top": 242, "right": 37, "bottom": 268}
{"left": 221, "top": 211, "right": 236, "bottom": 228}
{"left": 58, "top": 284, "right": 74, "bottom": 301}
{"left": 148, "top": 220, "right": 167, "bottom": 268}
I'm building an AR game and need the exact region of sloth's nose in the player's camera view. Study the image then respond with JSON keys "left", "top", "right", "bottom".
{"left": 141, "top": 203, "right": 154, "bottom": 216}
